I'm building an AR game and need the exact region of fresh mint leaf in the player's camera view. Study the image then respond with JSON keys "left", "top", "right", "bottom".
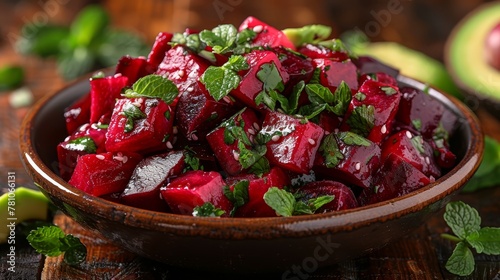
{"left": 467, "top": 227, "right": 500, "bottom": 255}
{"left": 27, "top": 225, "right": 86, "bottom": 265}
{"left": 223, "top": 180, "right": 249, "bottom": 217}
{"left": 346, "top": 105, "right": 375, "bottom": 137}
{"left": 445, "top": 241, "right": 475, "bottom": 277}
{"left": 263, "top": 187, "right": 295, "bottom": 217}
{"left": 192, "top": 202, "right": 225, "bottom": 217}
{"left": 237, "top": 141, "right": 267, "bottom": 170}
{"left": 444, "top": 201, "right": 481, "bottom": 240}
{"left": 257, "top": 62, "right": 285, "bottom": 92}
{"left": 66, "top": 136, "right": 97, "bottom": 153}
{"left": 380, "top": 86, "right": 397, "bottom": 95}
{"left": 248, "top": 156, "right": 271, "bottom": 177}
{"left": 309, "top": 68, "right": 321, "bottom": 84}
{"left": 298, "top": 103, "right": 327, "bottom": 120}
{"left": 338, "top": 131, "right": 371, "bottom": 147}
{"left": 294, "top": 195, "right": 335, "bottom": 215}
{"left": 171, "top": 32, "right": 206, "bottom": 53}
{"left": 282, "top": 24, "right": 332, "bottom": 47}
{"left": 124, "top": 75, "right": 179, "bottom": 104}
{"left": 201, "top": 55, "right": 248, "bottom": 101}
{"left": 199, "top": 24, "right": 237, "bottom": 54}
{"left": 331, "top": 81, "right": 352, "bottom": 116}
{"left": 121, "top": 102, "right": 146, "bottom": 133}
{"left": 319, "top": 133, "right": 343, "bottom": 168}
{"left": 236, "top": 28, "right": 257, "bottom": 45}
{"left": 305, "top": 83, "right": 334, "bottom": 104}
{"left": 183, "top": 148, "right": 203, "bottom": 172}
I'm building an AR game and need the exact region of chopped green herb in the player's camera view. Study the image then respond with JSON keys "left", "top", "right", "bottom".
{"left": 121, "top": 102, "right": 146, "bottom": 133}
{"left": 412, "top": 119, "right": 422, "bottom": 131}
{"left": 123, "top": 75, "right": 179, "bottom": 104}
{"left": 411, "top": 135, "right": 425, "bottom": 154}
{"left": 192, "top": 202, "right": 225, "bottom": 217}
{"left": 380, "top": 86, "right": 397, "bottom": 95}
{"left": 183, "top": 147, "right": 203, "bottom": 172}
{"left": 27, "top": 225, "right": 86, "bottom": 266}
{"left": 346, "top": 105, "right": 375, "bottom": 137}
{"left": 223, "top": 180, "right": 249, "bottom": 216}
{"left": 254, "top": 62, "right": 286, "bottom": 110}
{"left": 91, "top": 71, "right": 105, "bottom": 79}
{"left": 199, "top": 24, "right": 238, "bottom": 54}
{"left": 338, "top": 131, "right": 371, "bottom": 146}
{"left": 319, "top": 134, "right": 344, "bottom": 168}
{"left": 354, "top": 92, "right": 366, "bottom": 101}
{"left": 66, "top": 136, "right": 97, "bottom": 153}
{"left": 201, "top": 55, "right": 249, "bottom": 101}
{"left": 263, "top": 187, "right": 334, "bottom": 217}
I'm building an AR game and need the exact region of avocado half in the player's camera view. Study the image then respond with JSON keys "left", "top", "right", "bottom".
{"left": 445, "top": 1, "right": 500, "bottom": 113}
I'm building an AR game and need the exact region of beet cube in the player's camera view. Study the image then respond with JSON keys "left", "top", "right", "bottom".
{"left": 64, "top": 93, "right": 91, "bottom": 135}
{"left": 147, "top": 32, "right": 173, "bottom": 70}
{"left": 358, "top": 72, "right": 398, "bottom": 87}
{"left": 226, "top": 167, "right": 290, "bottom": 217}
{"left": 89, "top": 75, "right": 129, "bottom": 124}
{"left": 313, "top": 58, "right": 358, "bottom": 91}
{"left": 298, "top": 43, "right": 350, "bottom": 62}
{"left": 238, "top": 16, "right": 296, "bottom": 50}
{"left": 105, "top": 98, "right": 174, "bottom": 154}
{"left": 206, "top": 108, "right": 261, "bottom": 175}
{"left": 115, "top": 56, "right": 153, "bottom": 86}
{"left": 297, "top": 181, "right": 359, "bottom": 212}
{"left": 273, "top": 46, "right": 314, "bottom": 89}
{"left": 260, "top": 111, "right": 324, "bottom": 174}
{"left": 121, "top": 151, "right": 185, "bottom": 212}
{"left": 69, "top": 151, "right": 142, "bottom": 197}
{"left": 160, "top": 170, "right": 232, "bottom": 216}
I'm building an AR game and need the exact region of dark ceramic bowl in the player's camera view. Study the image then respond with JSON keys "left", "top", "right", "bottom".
{"left": 20, "top": 74, "right": 483, "bottom": 273}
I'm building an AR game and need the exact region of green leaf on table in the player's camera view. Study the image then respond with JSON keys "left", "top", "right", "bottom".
{"left": 15, "top": 25, "right": 69, "bottom": 58}
{"left": 445, "top": 241, "right": 475, "bottom": 277}
{"left": 200, "top": 55, "right": 248, "bottom": 101}
{"left": 443, "top": 201, "right": 481, "bottom": 240}
{"left": 57, "top": 47, "right": 96, "bottom": 80}
{"left": 68, "top": 5, "right": 109, "bottom": 48}
{"left": 0, "top": 65, "right": 24, "bottom": 91}
{"left": 123, "top": 75, "right": 179, "bottom": 104}
{"left": 96, "top": 29, "right": 149, "bottom": 67}
{"left": 467, "top": 227, "right": 500, "bottom": 255}
{"left": 27, "top": 225, "right": 86, "bottom": 266}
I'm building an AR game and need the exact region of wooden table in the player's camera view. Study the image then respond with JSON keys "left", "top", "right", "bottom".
{"left": 1, "top": 4, "right": 500, "bottom": 280}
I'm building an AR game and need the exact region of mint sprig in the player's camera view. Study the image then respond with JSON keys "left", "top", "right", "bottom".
{"left": 123, "top": 74, "right": 179, "bottom": 104}
{"left": 319, "top": 133, "right": 343, "bottom": 168}
{"left": 199, "top": 24, "right": 256, "bottom": 54}
{"left": 223, "top": 180, "right": 250, "bottom": 217}
{"left": 346, "top": 104, "right": 375, "bottom": 138}
{"left": 441, "top": 201, "right": 500, "bottom": 276}
{"left": 192, "top": 202, "right": 225, "bottom": 217}
{"left": 255, "top": 62, "right": 286, "bottom": 110}
{"left": 298, "top": 81, "right": 352, "bottom": 119}
{"left": 263, "top": 187, "right": 334, "bottom": 217}
{"left": 201, "top": 55, "right": 249, "bottom": 101}
{"left": 27, "top": 225, "right": 87, "bottom": 266}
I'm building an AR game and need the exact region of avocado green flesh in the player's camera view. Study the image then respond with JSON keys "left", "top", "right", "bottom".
{"left": 0, "top": 187, "right": 49, "bottom": 243}
{"left": 355, "top": 42, "right": 462, "bottom": 98}
{"left": 447, "top": 2, "right": 500, "bottom": 101}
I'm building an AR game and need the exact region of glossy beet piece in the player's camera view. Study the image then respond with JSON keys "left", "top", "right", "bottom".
{"left": 396, "top": 86, "right": 445, "bottom": 139}
{"left": 353, "top": 56, "right": 399, "bottom": 78}
{"left": 121, "top": 151, "right": 185, "bottom": 212}
{"left": 147, "top": 32, "right": 173, "bottom": 70}
{"left": 57, "top": 123, "right": 107, "bottom": 181}
{"left": 64, "top": 93, "right": 91, "bottom": 135}
{"left": 314, "top": 132, "right": 381, "bottom": 189}
{"left": 160, "top": 170, "right": 232, "bottom": 216}
{"left": 298, "top": 44, "right": 350, "bottom": 62}
{"left": 260, "top": 111, "right": 324, "bottom": 174}
{"left": 89, "top": 75, "right": 129, "bottom": 124}
{"left": 175, "top": 81, "right": 238, "bottom": 142}
{"left": 298, "top": 181, "right": 359, "bottom": 212}
{"left": 206, "top": 108, "right": 261, "bottom": 175}
{"left": 238, "top": 16, "right": 296, "bottom": 50}
{"left": 115, "top": 56, "right": 153, "bottom": 86}
{"left": 313, "top": 58, "right": 358, "bottom": 91}
{"left": 273, "top": 46, "right": 314, "bottom": 89}
{"left": 69, "top": 152, "right": 142, "bottom": 197}
{"left": 358, "top": 153, "right": 431, "bottom": 206}
{"left": 342, "top": 79, "right": 401, "bottom": 144}
{"left": 317, "top": 112, "right": 342, "bottom": 133}
{"left": 233, "top": 50, "right": 290, "bottom": 109}
{"left": 156, "top": 45, "right": 210, "bottom": 98}
{"left": 226, "top": 167, "right": 290, "bottom": 217}
{"left": 105, "top": 98, "right": 174, "bottom": 154}
{"left": 358, "top": 72, "right": 398, "bottom": 87}
{"left": 381, "top": 130, "right": 441, "bottom": 178}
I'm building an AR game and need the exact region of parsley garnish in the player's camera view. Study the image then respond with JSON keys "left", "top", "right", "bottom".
{"left": 441, "top": 201, "right": 500, "bottom": 276}
{"left": 319, "top": 134, "right": 343, "bottom": 168}
{"left": 201, "top": 55, "right": 249, "bottom": 102}
{"left": 223, "top": 180, "right": 250, "bottom": 217}
{"left": 192, "top": 202, "right": 225, "bottom": 217}
{"left": 123, "top": 74, "right": 179, "bottom": 104}
{"left": 338, "top": 131, "right": 371, "bottom": 146}
{"left": 199, "top": 24, "right": 256, "bottom": 54}
{"left": 27, "top": 225, "right": 87, "bottom": 266}
{"left": 263, "top": 187, "right": 334, "bottom": 217}
{"left": 66, "top": 136, "right": 97, "bottom": 153}
{"left": 300, "top": 81, "right": 352, "bottom": 119}
{"left": 254, "top": 62, "right": 286, "bottom": 110}
{"left": 346, "top": 104, "right": 375, "bottom": 137}
{"left": 380, "top": 86, "right": 397, "bottom": 95}
{"left": 121, "top": 102, "right": 146, "bottom": 133}
{"left": 183, "top": 147, "right": 203, "bottom": 172}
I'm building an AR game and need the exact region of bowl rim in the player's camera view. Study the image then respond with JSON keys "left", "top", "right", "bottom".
{"left": 19, "top": 72, "right": 484, "bottom": 240}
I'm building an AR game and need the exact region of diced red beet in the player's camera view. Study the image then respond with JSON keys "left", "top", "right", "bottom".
{"left": 226, "top": 167, "right": 290, "bottom": 217}
{"left": 115, "top": 56, "right": 153, "bottom": 86}
{"left": 396, "top": 86, "right": 445, "bottom": 139}
{"left": 298, "top": 44, "right": 350, "bottom": 62}
{"left": 233, "top": 50, "right": 290, "bottom": 109}
{"left": 317, "top": 111, "right": 342, "bottom": 133}
{"left": 238, "top": 16, "right": 296, "bottom": 50}
{"left": 64, "top": 93, "right": 91, "bottom": 135}
{"left": 160, "top": 170, "right": 232, "bottom": 216}
{"left": 431, "top": 141, "right": 457, "bottom": 170}
{"left": 206, "top": 108, "right": 261, "bottom": 175}
{"left": 121, "top": 151, "right": 185, "bottom": 212}
{"left": 105, "top": 98, "right": 174, "bottom": 154}
{"left": 57, "top": 123, "right": 107, "bottom": 181}
{"left": 353, "top": 56, "right": 399, "bottom": 78}
{"left": 313, "top": 58, "right": 358, "bottom": 91}
{"left": 147, "top": 32, "right": 173, "bottom": 70}
{"left": 155, "top": 45, "right": 210, "bottom": 98}
{"left": 314, "top": 132, "right": 381, "bottom": 189}
{"left": 89, "top": 75, "right": 129, "bottom": 124}
{"left": 297, "top": 181, "right": 359, "bottom": 212}
{"left": 273, "top": 46, "right": 314, "bottom": 89}
{"left": 381, "top": 130, "right": 441, "bottom": 178}
{"left": 358, "top": 153, "right": 431, "bottom": 205}
{"left": 175, "top": 81, "right": 239, "bottom": 142}
{"left": 341, "top": 79, "right": 401, "bottom": 144}
{"left": 69, "top": 151, "right": 142, "bottom": 197}
{"left": 260, "top": 111, "right": 324, "bottom": 174}
{"left": 358, "top": 72, "right": 398, "bottom": 87}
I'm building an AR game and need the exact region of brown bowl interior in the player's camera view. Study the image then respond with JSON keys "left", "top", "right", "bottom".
{"left": 19, "top": 74, "right": 483, "bottom": 273}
